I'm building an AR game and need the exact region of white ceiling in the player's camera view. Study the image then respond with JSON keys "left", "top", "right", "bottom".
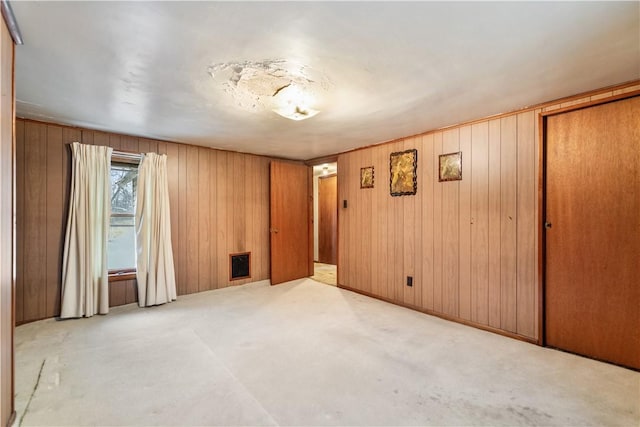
{"left": 11, "top": 1, "right": 640, "bottom": 160}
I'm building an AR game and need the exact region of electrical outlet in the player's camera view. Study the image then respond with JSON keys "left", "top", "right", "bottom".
{"left": 406, "top": 276, "right": 413, "bottom": 287}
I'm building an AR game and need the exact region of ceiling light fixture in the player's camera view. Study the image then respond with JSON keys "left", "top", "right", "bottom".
{"left": 272, "top": 82, "right": 320, "bottom": 121}
{"left": 208, "top": 59, "right": 329, "bottom": 121}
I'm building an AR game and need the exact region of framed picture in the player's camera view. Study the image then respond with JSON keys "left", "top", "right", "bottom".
{"left": 389, "top": 149, "right": 417, "bottom": 196}
{"left": 439, "top": 151, "right": 462, "bottom": 182}
{"left": 360, "top": 166, "right": 374, "bottom": 189}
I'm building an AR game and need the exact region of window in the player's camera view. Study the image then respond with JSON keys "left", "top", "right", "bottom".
{"left": 108, "top": 162, "right": 138, "bottom": 274}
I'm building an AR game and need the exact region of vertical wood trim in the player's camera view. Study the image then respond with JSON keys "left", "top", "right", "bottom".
{"left": 14, "top": 120, "right": 23, "bottom": 323}
{"left": 216, "top": 151, "right": 228, "bottom": 288}
{"left": 441, "top": 129, "right": 459, "bottom": 317}
{"left": 23, "top": 122, "right": 47, "bottom": 320}
{"left": 516, "top": 110, "right": 537, "bottom": 338}
{"left": 421, "top": 133, "right": 434, "bottom": 311}
{"left": 402, "top": 138, "right": 415, "bottom": 306}
{"left": 186, "top": 146, "right": 199, "bottom": 293}
{"left": 413, "top": 136, "right": 423, "bottom": 309}
{"left": 536, "top": 110, "right": 544, "bottom": 344}
{"left": 470, "top": 122, "right": 489, "bottom": 325}
{"left": 198, "top": 147, "right": 211, "bottom": 291}
{"left": 500, "top": 115, "right": 517, "bottom": 333}
{"left": 0, "top": 27, "right": 15, "bottom": 425}
{"left": 458, "top": 126, "right": 472, "bottom": 321}
{"left": 369, "top": 148, "right": 380, "bottom": 296}
{"left": 209, "top": 149, "right": 218, "bottom": 288}
{"left": 487, "top": 118, "right": 502, "bottom": 329}
{"left": 432, "top": 132, "right": 443, "bottom": 313}
{"left": 45, "top": 125, "right": 63, "bottom": 318}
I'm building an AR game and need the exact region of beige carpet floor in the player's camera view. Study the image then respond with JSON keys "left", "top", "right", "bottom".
{"left": 13, "top": 278, "right": 639, "bottom": 426}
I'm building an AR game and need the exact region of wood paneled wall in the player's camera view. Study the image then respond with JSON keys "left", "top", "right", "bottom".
{"left": 337, "top": 82, "right": 640, "bottom": 341}
{"left": 0, "top": 17, "right": 15, "bottom": 427}
{"left": 15, "top": 119, "right": 273, "bottom": 324}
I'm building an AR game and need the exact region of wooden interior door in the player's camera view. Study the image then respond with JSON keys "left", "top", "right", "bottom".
{"left": 545, "top": 95, "right": 640, "bottom": 369}
{"left": 318, "top": 175, "right": 337, "bottom": 264}
{"left": 269, "top": 161, "right": 313, "bottom": 285}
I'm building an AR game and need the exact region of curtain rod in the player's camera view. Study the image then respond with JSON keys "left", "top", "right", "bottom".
{"left": 1, "top": 0, "right": 23, "bottom": 45}
{"left": 112, "top": 150, "right": 142, "bottom": 165}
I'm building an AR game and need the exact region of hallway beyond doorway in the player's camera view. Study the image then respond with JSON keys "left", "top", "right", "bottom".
{"left": 311, "top": 262, "right": 336, "bottom": 286}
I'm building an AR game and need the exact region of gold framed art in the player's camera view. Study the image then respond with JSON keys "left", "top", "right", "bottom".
{"left": 360, "top": 166, "right": 374, "bottom": 189}
{"left": 389, "top": 149, "right": 417, "bottom": 196}
{"left": 439, "top": 151, "right": 462, "bottom": 182}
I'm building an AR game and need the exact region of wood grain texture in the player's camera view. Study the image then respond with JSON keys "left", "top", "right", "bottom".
{"left": 45, "top": 125, "right": 64, "bottom": 318}
{"left": 333, "top": 87, "right": 631, "bottom": 340}
{"left": 0, "top": 21, "right": 14, "bottom": 426}
{"left": 441, "top": 129, "right": 459, "bottom": 317}
{"left": 459, "top": 126, "right": 472, "bottom": 321}
{"left": 516, "top": 111, "right": 536, "bottom": 338}
{"left": 15, "top": 119, "right": 275, "bottom": 323}
{"left": 545, "top": 96, "right": 640, "bottom": 369}
{"left": 421, "top": 133, "right": 435, "bottom": 311}
{"left": 487, "top": 119, "right": 502, "bottom": 329}
{"left": 432, "top": 132, "right": 443, "bottom": 313}
{"left": 470, "top": 122, "right": 489, "bottom": 325}
{"left": 500, "top": 115, "right": 518, "bottom": 333}
{"left": 269, "top": 161, "right": 312, "bottom": 285}
{"left": 318, "top": 175, "right": 337, "bottom": 264}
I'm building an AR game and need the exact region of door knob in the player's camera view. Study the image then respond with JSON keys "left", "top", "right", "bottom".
{"left": 544, "top": 222, "right": 552, "bottom": 229}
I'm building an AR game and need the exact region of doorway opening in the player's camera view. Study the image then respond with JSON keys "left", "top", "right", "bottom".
{"left": 312, "top": 163, "right": 337, "bottom": 286}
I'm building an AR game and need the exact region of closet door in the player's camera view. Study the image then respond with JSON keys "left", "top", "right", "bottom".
{"left": 545, "top": 96, "right": 639, "bottom": 369}
{"left": 318, "top": 175, "right": 337, "bottom": 265}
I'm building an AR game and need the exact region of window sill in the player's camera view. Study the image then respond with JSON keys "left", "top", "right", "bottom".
{"left": 109, "top": 271, "right": 136, "bottom": 282}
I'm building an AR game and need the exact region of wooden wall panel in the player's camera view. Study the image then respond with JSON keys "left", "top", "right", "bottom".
{"left": 177, "top": 144, "right": 188, "bottom": 295}
{"left": 45, "top": 125, "right": 64, "bottom": 318}
{"left": 499, "top": 115, "right": 518, "bottom": 333}
{"left": 421, "top": 133, "right": 435, "bottom": 311}
{"left": 23, "top": 122, "right": 47, "bottom": 321}
{"left": 215, "top": 151, "right": 228, "bottom": 288}
{"left": 487, "top": 118, "right": 502, "bottom": 329}
{"left": 432, "top": 132, "right": 443, "bottom": 313}
{"left": 458, "top": 126, "right": 472, "bottom": 321}
{"left": 15, "top": 119, "right": 276, "bottom": 324}
{"left": 441, "top": 129, "right": 459, "bottom": 317}
{"left": 337, "top": 84, "right": 634, "bottom": 340}
{"left": 198, "top": 148, "right": 211, "bottom": 292}
{"left": 186, "top": 146, "right": 199, "bottom": 294}
{"left": 516, "top": 111, "right": 536, "bottom": 338}
{"left": 470, "top": 122, "right": 489, "bottom": 325}
{"left": 0, "top": 21, "right": 14, "bottom": 425}
{"left": 402, "top": 138, "right": 416, "bottom": 307}
{"left": 15, "top": 121, "right": 23, "bottom": 323}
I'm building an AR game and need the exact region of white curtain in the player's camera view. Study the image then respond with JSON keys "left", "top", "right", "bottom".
{"left": 136, "top": 153, "right": 177, "bottom": 307}
{"left": 60, "top": 142, "right": 112, "bottom": 318}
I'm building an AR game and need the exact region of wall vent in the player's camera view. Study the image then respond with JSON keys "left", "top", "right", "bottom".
{"left": 230, "top": 252, "right": 251, "bottom": 281}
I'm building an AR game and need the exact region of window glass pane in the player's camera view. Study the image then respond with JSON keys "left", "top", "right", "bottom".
{"left": 111, "top": 164, "right": 137, "bottom": 214}
{"left": 108, "top": 215, "right": 136, "bottom": 271}
{"left": 108, "top": 162, "right": 138, "bottom": 271}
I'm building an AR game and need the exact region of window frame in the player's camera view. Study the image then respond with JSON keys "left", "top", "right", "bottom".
{"left": 108, "top": 152, "right": 141, "bottom": 282}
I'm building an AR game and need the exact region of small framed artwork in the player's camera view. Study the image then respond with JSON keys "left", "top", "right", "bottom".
{"left": 390, "top": 149, "right": 417, "bottom": 196}
{"left": 360, "top": 166, "right": 374, "bottom": 189}
{"left": 439, "top": 151, "right": 462, "bottom": 182}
